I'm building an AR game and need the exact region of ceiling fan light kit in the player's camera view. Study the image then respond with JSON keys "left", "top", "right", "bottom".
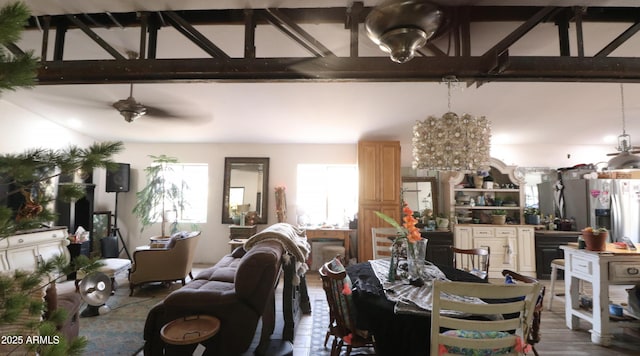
{"left": 113, "top": 83, "right": 147, "bottom": 122}
{"left": 607, "top": 84, "right": 640, "bottom": 170}
{"left": 365, "top": 0, "right": 444, "bottom": 63}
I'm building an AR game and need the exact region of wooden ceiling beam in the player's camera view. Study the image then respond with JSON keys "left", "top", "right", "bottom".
{"left": 36, "top": 56, "right": 640, "bottom": 84}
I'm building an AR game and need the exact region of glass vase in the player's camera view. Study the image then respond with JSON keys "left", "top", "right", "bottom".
{"left": 407, "top": 238, "right": 428, "bottom": 283}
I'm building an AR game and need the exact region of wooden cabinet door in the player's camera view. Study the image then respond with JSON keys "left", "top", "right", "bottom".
{"left": 358, "top": 142, "right": 380, "bottom": 205}
{"left": 379, "top": 142, "right": 401, "bottom": 205}
{"left": 517, "top": 227, "right": 536, "bottom": 273}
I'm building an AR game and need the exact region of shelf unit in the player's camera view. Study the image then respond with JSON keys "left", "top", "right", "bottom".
{"left": 444, "top": 158, "right": 525, "bottom": 225}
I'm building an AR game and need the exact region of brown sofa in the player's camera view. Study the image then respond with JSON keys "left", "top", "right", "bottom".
{"left": 143, "top": 240, "right": 288, "bottom": 355}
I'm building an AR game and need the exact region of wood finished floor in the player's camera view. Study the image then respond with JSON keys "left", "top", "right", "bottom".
{"left": 184, "top": 265, "right": 639, "bottom": 356}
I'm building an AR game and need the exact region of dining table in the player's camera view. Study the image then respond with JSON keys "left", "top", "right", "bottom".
{"left": 346, "top": 260, "right": 487, "bottom": 356}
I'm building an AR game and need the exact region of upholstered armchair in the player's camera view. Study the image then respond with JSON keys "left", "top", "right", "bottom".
{"left": 128, "top": 231, "right": 201, "bottom": 296}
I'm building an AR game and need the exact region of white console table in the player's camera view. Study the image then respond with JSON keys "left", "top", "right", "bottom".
{"left": 0, "top": 227, "right": 70, "bottom": 272}
{"left": 561, "top": 243, "right": 640, "bottom": 345}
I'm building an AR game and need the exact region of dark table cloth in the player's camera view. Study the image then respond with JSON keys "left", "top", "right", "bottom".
{"left": 346, "top": 262, "right": 486, "bottom": 356}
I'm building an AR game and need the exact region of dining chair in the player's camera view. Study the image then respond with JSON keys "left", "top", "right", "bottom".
{"left": 451, "top": 246, "right": 491, "bottom": 280}
{"left": 502, "top": 269, "right": 546, "bottom": 356}
{"left": 431, "top": 279, "right": 542, "bottom": 356}
{"left": 319, "top": 259, "right": 376, "bottom": 356}
{"left": 371, "top": 227, "right": 398, "bottom": 259}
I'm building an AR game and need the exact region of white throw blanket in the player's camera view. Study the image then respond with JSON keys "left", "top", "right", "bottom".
{"left": 244, "top": 223, "right": 311, "bottom": 284}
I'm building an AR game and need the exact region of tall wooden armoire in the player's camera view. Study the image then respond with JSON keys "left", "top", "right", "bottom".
{"left": 357, "top": 141, "right": 401, "bottom": 262}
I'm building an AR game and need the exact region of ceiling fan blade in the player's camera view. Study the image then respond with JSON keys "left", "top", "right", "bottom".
{"left": 144, "top": 105, "right": 212, "bottom": 123}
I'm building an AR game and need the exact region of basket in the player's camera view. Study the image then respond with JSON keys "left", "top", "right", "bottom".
{"left": 583, "top": 231, "right": 608, "bottom": 251}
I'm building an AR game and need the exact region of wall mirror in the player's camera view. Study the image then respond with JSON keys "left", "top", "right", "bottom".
{"left": 222, "top": 157, "right": 269, "bottom": 224}
{"left": 402, "top": 176, "right": 438, "bottom": 217}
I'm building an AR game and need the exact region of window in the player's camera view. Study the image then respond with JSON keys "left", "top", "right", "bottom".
{"left": 296, "top": 164, "right": 358, "bottom": 227}
{"left": 165, "top": 163, "right": 208, "bottom": 223}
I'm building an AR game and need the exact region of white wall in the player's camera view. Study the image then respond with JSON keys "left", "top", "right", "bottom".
{"left": 1, "top": 98, "right": 619, "bottom": 265}
{"left": 104, "top": 143, "right": 357, "bottom": 265}
{"left": 0, "top": 100, "right": 94, "bottom": 151}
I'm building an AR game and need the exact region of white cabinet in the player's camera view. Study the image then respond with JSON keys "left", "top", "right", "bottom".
{"left": 454, "top": 225, "right": 535, "bottom": 278}
{"left": 1, "top": 227, "right": 69, "bottom": 272}
{"left": 517, "top": 226, "right": 536, "bottom": 274}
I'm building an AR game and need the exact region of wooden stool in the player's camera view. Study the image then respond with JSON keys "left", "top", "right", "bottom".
{"left": 547, "top": 259, "right": 565, "bottom": 311}
{"left": 161, "top": 315, "right": 220, "bottom": 355}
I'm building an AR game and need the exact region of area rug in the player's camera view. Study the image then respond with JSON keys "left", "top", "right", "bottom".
{"left": 310, "top": 298, "right": 375, "bottom": 356}
{"left": 78, "top": 277, "right": 180, "bottom": 356}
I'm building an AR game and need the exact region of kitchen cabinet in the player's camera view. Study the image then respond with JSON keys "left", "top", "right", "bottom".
{"left": 421, "top": 230, "right": 453, "bottom": 267}
{"left": 535, "top": 231, "right": 581, "bottom": 279}
{"left": 454, "top": 225, "right": 535, "bottom": 278}
{"left": 444, "top": 158, "right": 526, "bottom": 225}
{"left": 357, "top": 141, "right": 401, "bottom": 262}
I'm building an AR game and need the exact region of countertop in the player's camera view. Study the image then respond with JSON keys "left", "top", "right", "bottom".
{"left": 534, "top": 230, "right": 582, "bottom": 236}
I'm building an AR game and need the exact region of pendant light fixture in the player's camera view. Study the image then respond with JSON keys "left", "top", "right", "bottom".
{"left": 412, "top": 76, "right": 492, "bottom": 171}
{"left": 365, "top": 0, "right": 445, "bottom": 63}
{"left": 607, "top": 84, "right": 640, "bottom": 170}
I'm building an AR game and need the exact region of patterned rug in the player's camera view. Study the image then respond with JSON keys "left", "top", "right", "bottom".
{"left": 78, "top": 276, "right": 180, "bottom": 356}
{"left": 310, "top": 299, "right": 376, "bottom": 356}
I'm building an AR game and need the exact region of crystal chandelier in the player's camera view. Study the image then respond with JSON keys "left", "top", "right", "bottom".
{"left": 412, "top": 77, "right": 492, "bottom": 171}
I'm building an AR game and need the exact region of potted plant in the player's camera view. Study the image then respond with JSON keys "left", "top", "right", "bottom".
{"left": 491, "top": 209, "right": 507, "bottom": 225}
{"left": 581, "top": 227, "right": 608, "bottom": 251}
{"left": 435, "top": 213, "right": 449, "bottom": 230}
{"left": 132, "top": 155, "right": 186, "bottom": 237}
{"left": 524, "top": 207, "right": 541, "bottom": 225}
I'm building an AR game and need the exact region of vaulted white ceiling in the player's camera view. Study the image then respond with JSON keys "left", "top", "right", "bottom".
{"left": 1, "top": 0, "right": 639, "bottom": 153}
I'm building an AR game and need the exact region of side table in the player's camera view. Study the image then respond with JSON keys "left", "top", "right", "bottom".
{"left": 229, "top": 225, "right": 257, "bottom": 240}
{"left": 229, "top": 238, "right": 248, "bottom": 253}
{"left": 161, "top": 315, "right": 220, "bottom": 355}
{"left": 66, "top": 240, "right": 90, "bottom": 280}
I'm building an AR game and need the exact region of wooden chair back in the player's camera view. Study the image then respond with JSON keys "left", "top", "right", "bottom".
{"left": 431, "top": 280, "right": 542, "bottom": 356}
{"left": 371, "top": 227, "right": 397, "bottom": 259}
{"left": 502, "top": 269, "right": 546, "bottom": 356}
{"left": 451, "top": 246, "right": 490, "bottom": 280}
{"left": 319, "top": 260, "right": 376, "bottom": 355}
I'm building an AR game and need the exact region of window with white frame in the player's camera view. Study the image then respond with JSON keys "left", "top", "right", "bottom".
{"left": 164, "top": 163, "right": 208, "bottom": 223}
{"left": 296, "top": 164, "right": 358, "bottom": 227}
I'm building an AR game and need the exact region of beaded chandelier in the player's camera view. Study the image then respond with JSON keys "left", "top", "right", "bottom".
{"left": 412, "top": 77, "right": 492, "bottom": 171}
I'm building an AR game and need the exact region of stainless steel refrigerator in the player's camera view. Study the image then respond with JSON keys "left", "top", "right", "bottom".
{"left": 562, "top": 179, "right": 640, "bottom": 243}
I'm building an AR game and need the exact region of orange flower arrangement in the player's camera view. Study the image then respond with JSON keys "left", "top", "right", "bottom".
{"left": 375, "top": 202, "right": 421, "bottom": 243}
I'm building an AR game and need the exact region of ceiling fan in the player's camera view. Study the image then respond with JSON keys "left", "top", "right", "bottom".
{"left": 112, "top": 83, "right": 199, "bottom": 123}
{"left": 606, "top": 84, "right": 640, "bottom": 170}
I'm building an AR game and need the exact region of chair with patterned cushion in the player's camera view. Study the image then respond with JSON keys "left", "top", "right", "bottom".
{"left": 431, "top": 279, "right": 542, "bottom": 356}
{"left": 502, "top": 269, "right": 546, "bottom": 356}
{"left": 451, "top": 246, "right": 491, "bottom": 280}
{"left": 319, "top": 258, "right": 376, "bottom": 356}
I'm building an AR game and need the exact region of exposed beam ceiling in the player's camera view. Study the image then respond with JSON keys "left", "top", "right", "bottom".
{"left": 10, "top": 4, "right": 640, "bottom": 85}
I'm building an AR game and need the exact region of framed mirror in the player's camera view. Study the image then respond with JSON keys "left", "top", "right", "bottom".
{"left": 222, "top": 157, "right": 269, "bottom": 224}
{"left": 402, "top": 176, "right": 438, "bottom": 217}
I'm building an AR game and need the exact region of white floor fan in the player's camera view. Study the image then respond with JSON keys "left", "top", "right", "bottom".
{"left": 79, "top": 272, "right": 112, "bottom": 317}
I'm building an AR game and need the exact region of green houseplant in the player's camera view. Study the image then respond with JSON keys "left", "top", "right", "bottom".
{"left": 132, "top": 155, "right": 186, "bottom": 237}
{"left": 0, "top": 141, "right": 122, "bottom": 356}
{"left": 491, "top": 209, "right": 507, "bottom": 225}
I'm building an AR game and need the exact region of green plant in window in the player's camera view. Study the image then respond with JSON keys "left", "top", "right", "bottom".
{"left": 132, "top": 155, "right": 186, "bottom": 237}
